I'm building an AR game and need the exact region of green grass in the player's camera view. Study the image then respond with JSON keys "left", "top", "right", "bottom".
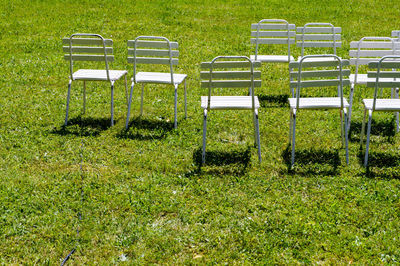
{"left": 1, "top": 0, "right": 400, "bottom": 263}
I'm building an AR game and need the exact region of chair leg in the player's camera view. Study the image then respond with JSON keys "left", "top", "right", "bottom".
{"left": 364, "top": 110, "right": 373, "bottom": 167}
{"left": 348, "top": 84, "right": 354, "bottom": 131}
{"left": 110, "top": 81, "right": 115, "bottom": 126}
{"left": 125, "top": 82, "right": 135, "bottom": 130}
{"left": 202, "top": 110, "right": 208, "bottom": 164}
{"left": 344, "top": 109, "right": 349, "bottom": 164}
{"left": 254, "top": 110, "right": 261, "bottom": 163}
{"left": 360, "top": 109, "right": 367, "bottom": 149}
{"left": 289, "top": 111, "right": 292, "bottom": 145}
{"left": 340, "top": 109, "right": 345, "bottom": 146}
{"left": 174, "top": 84, "right": 178, "bottom": 129}
{"left": 140, "top": 83, "right": 144, "bottom": 116}
{"left": 124, "top": 74, "right": 128, "bottom": 106}
{"left": 82, "top": 81, "right": 86, "bottom": 115}
{"left": 184, "top": 80, "right": 187, "bottom": 119}
{"left": 396, "top": 88, "right": 399, "bottom": 132}
{"left": 65, "top": 79, "right": 72, "bottom": 126}
{"left": 291, "top": 110, "right": 296, "bottom": 166}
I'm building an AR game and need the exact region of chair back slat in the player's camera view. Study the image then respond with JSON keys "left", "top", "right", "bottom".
{"left": 296, "top": 23, "right": 341, "bottom": 56}
{"left": 62, "top": 46, "right": 113, "bottom": 54}
{"left": 290, "top": 59, "right": 349, "bottom": 68}
{"left": 64, "top": 54, "right": 114, "bottom": 62}
{"left": 201, "top": 56, "right": 261, "bottom": 111}
{"left": 367, "top": 60, "right": 400, "bottom": 87}
{"left": 62, "top": 37, "right": 113, "bottom": 46}
{"left": 127, "top": 40, "right": 179, "bottom": 49}
{"left": 366, "top": 56, "right": 400, "bottom": 110}
{"left": 349, "top": 49, "right": 400, "bottom": 58}
{"left": 201, "top": 80, "right": 262, "bottom": 88}
{"left": 296, "top": 27, "right": 341, "bottom": 33}
{"left": 251, "top": 31, "right": 296, "bottom": 37}
{"left": 200, "top": 71, "right": 261, "bottom": 79}
{"left": 127, "top": 36, "right": 179, "bottom": 83}
{"left": 127, "top": 57, "right": 178, "bottom": 65}
{"left": 296, "top": 34, "right": 341, "bottom": 41}
{"left": 251, "top": 23, "right": 296, "bottom": 30}
{"left": 250, "top": 38, "right": 296, "bottom": 45}
{"left": 63, "top": 33, "right": 113, "bottom": 80}
{"left": 128, "top": 49, "right": 179, "bottom": 57}
{"left": 290, "top": 55, "right": 349, "bottom": 109}
{"left": 367, "top": 71, "right": 400, "bottom": 78}
{"left": 201, "top": 61, "right": 261, "bottom": 69}
{"left": 251, "top": 19, "right": 295, "bottom": 61}
{"left": 290, "top": 79, "right": 350, "bottom": 89}
{"left": 289, "top": 69, "right": 351, "bottom": 79}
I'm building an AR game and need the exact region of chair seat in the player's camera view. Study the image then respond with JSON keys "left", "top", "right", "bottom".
{"left": 289, "top": 97, "right": 349, "bottom": 109}
{"left": 349, "top": 74, "right": 395, "bottom": 85}
{"left": 363, "top": 99, "right": 400, "bottom": 111}
{"left": 201, "top": 96, "right": 260, "bottom": 110}
{"left": 72, "top": 69, "right": 127, "bottom": 81}
{"left": 250, "top": 55, "right": 294, "bottom": 63}
{"left": 135, "top": 72, "right": 187, "bottom": 84}
{"left": 296, "top": 56, "right": 341, "bottom": 63}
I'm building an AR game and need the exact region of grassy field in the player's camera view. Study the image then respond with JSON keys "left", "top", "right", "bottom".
{"left": 1, "top": 0, "right": 400, "bottom": 263}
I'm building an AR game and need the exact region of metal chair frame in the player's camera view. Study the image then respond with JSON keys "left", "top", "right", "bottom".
{"left": 125, "top": 36, "right": 187, "bottom": 129}
{"left": 201, "top": 56, "right": 261, "bottom": 164}
{"left": 289, "top": 54, "right": 349, "bottom": 166}
{"left": 360, "top": 55, "right": 400, "bottom": 166}
{"left": 64, "top": 33, "right": 128, "bottom": 126}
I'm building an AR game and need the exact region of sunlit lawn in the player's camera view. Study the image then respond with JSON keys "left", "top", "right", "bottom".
{"left": 1, "top": 0, "right": 400, "bottom": 263}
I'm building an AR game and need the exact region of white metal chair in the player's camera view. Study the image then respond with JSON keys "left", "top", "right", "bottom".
{"left": 360, "top": 56, "right": 400, "bottom": 167}
{"left": 250, "top": 19, "right": 295, "bottom": 63}
{"left": 289, "top": 55, "right": 350, "bottom": 166}
{"left": 200, "top": 56, "right": 262, "bottom": 164}
{"left": 125, "top": 36, "right": 187, "bottom": 129}
{"left": 348, "top": 37, "right": 399, "bottom": 131}
{"left": 63, "top": 33, "right": 128, "bottom": 126}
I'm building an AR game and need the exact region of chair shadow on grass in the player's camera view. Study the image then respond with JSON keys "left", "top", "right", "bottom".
{"left": 357, "top": 150, "right": 400, "bottom": 179}
{"left": 282, "top": 145, "right": 341, "bottom": 176}
{"left": 188, "top": 146, "right": 251, "bottom": 177}
{"left": 349, "top": 116, "right": 396, "bottom": 143}
{"left": 117, "top": 116, "right": 174, "bottom": 141}
{"left": 51, "top": 115, "right": 112, "bottom": 137}
{"left": 257, "top": 94, "right": 289, "bottom": 108}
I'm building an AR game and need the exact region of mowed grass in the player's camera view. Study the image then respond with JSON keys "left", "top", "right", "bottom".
{"left": 1, "top": 0, "right": 400, "bottom": 263}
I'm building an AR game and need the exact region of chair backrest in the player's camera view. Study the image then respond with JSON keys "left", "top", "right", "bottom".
{"left": 200, "top": 56, "right": 261, "bottom": 111}
{"left": 349, "top": 37, "right": 399, "bottom": 82}
{"left": 392, "top": 30, "right": 400, "bottom": 41}
{"left": 289, "top": 55, "right": 350, "bottom": 109}
{"left": 250, "top": 19, "right": 296, "bottom": 61}
{"left": 367, "top": 55, "right": 400, "bottom": 110}
{"left": 62, "top": 33, "right": 114, "bottom": 80}
{"left": 127, "top": 36, "right": 179, "bottom": 84}
{"left": 296, "top": 23, "right": 342, "bottom": 57}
